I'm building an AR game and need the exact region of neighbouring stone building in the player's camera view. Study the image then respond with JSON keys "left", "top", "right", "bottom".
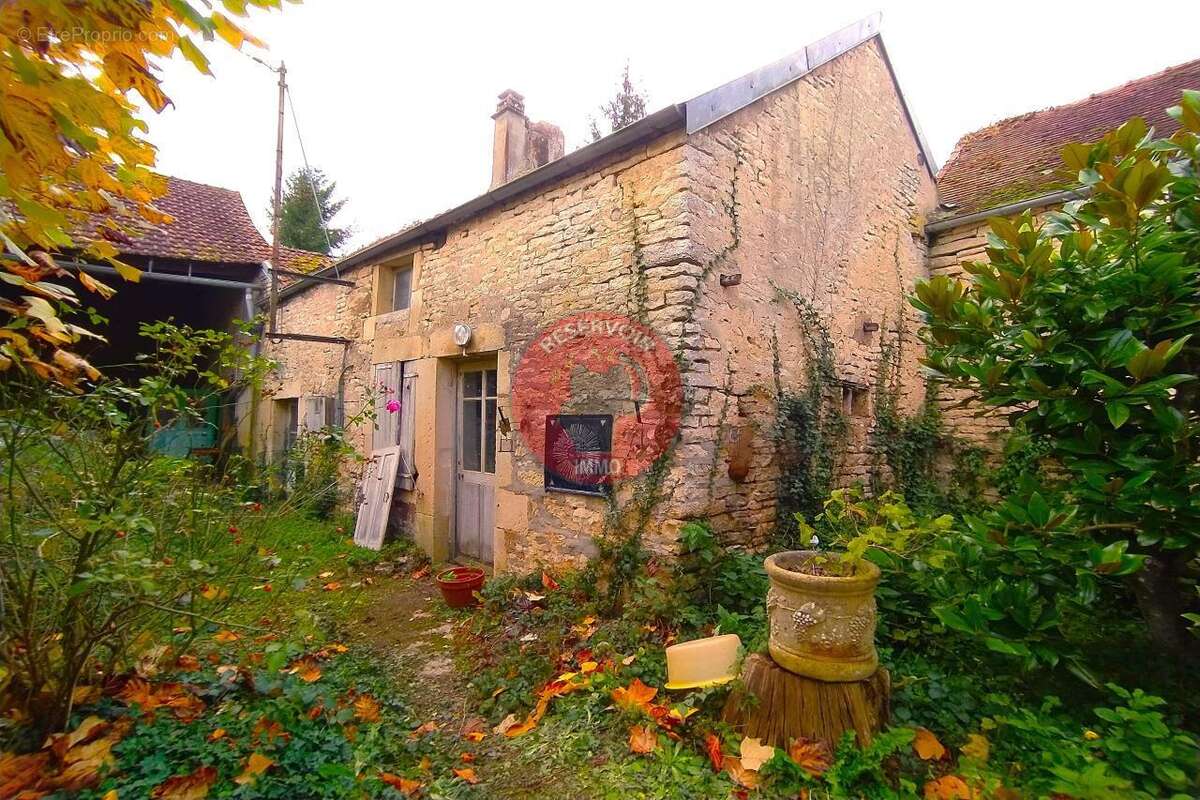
{"left": 250, "top": 14, "right": 939, "bottom": 571}
{"left": 65, "top": 175, "right": 326, "bottom": 456}
{"left": 927, "top": 57, "right": 1200, "bottom": 449}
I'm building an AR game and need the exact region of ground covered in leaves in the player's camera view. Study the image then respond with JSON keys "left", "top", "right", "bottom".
{"left": 4, "top": 514, "right": 1196, "bottom": 799}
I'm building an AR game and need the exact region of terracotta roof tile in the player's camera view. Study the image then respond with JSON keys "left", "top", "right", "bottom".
{"left": 74, "top": 175, "right": 329, "bottom": 273}
{"left": 937, "top": 58, "right": 1200, "bottom": 215}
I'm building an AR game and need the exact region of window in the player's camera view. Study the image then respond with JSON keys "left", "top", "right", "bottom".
{"left": 376, "top": 255, "right": 414, "bottom": 314}
{"left": 841, "top": 386, "right": 869, "bottom": 417}
{"left": 391, "top": 265, "right": 412, "bottom": 312}
{"left": 275, "top": 398, "right": 299, "bottom": 455}
{"left": 460, "top": 368, "right": 497, "bottom": 475}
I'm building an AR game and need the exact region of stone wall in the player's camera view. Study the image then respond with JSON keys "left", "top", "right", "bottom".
{"left": 255, "top": 128, "right": 698, "bottom": 573}
{"left": 255, "top": 37, "right": 938, "bottom": 570}
{"left": 924, "top": 218, "right": 1009, "bottom": 450}
{"left": 665, "top": 38, "right": 938, "bottom": 549}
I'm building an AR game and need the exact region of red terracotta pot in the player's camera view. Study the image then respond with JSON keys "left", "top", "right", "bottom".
{"left": 436, "top": 566, "right": 485, "bottom": 608}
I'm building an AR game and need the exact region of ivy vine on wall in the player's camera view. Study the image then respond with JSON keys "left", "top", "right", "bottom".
{"left": 771, "top": 288, "right": 848, "bottom": 543}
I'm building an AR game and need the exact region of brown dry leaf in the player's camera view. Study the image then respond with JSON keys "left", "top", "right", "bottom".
{"left": 322, "top": 581, "right": 343, "bottom": 592}
{"left": 134, "top": 645, "right": 170, "bottom": 679}
{"left": 55, "top": 734, "right": 118, "bottom": 791}
{"left": 788, "top": 737, "right": 833, "bottom": 777}
{"left": 233, "top": 753, "right": 274, "bottom": 786}
{"left": 213, "top": 630, "right": 240, "bottom": 644}
{"left": 452, "top": 767, "right": 479, "bottom": 784}
{"left": 502, "top": 716, "right": 539, "bottom": 738}
{"left": 354, "top": 695, "right": 381, "bottom": 723}
{"left": 176, "top": 655, "right": 201, "bottom": 671}
{"left": 379, "top": 772, "right": 422, "bottom": 795}
{"left": 288, "top": 657, "right": 322, "bottom": 683}
{"left": 47, "top": 715, "right": 108, "bottom": 759}
{"left": 621, "top": 655, "right": 637, "bottom": 666}
{"left": 409, "top": 721, "right": 439, "bottom": 739}
{"left": 628, "top": 724, "right": 658, "bottom": 754}
{"left": 151, "top": 766, "right": 218, "bottom": 799}
{"left": 611, "top": 678, "right": 657, "bottom": 711}
{"left": 411, "top": 565, "right": 430, "bottom": 580}
{"left": 704, "top": 732, "right": 724, "bottom": 771}
{"left": 116, "top": 679, "right": 187, "bottom": 717}
{"left": 0, "top": 750, "right": 51, "bottom": 797}
{"left": 464, "top": 731, "right": 486, "bottom": 743}
{"left": 739, "top": 736, "right": 776, "bottom": 771}
{"left": 924, "top": 775, "right": 974, "bottom": 799}
{"left": 165, "top": 691, "right": 207, "bottom": 722}
{"left": 318, "top": 571, "right": 334, "bottom": 579}
{"left": 960, "top": 733, "right": 989, "bottom": 763}
{"left": 71, "top": 685, "right": 103, "bottom": 706}
{"left": 252, "top": 718, "right": 290, "bottom": 746}
{"left": 492, "top": 714, "right": 519, "bottom": 735}
{"left": 724, "top": 756, "right": 760, "bottom": 789}
{"left": 914, "top": 727, "right": 947, "bottom": 761}
{"left": 207, "top": 728, "right": 227, "bottom": 742}
{"left": 541, "top": 571, "right": 560, "bottom": 590}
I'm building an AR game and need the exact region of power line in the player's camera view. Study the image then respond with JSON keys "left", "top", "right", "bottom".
{"left": 285, "top": 85, "right": 337, "bottom": 269}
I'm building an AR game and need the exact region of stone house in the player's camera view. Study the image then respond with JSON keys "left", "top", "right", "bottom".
{"left": 926, "top": 57, "right": 1200, "bottom": 448}
{"left": 252, "top": 14, "right": 938, "bottom": 571}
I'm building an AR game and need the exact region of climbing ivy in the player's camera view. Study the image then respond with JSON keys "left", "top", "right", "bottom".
{"left": 591, "top": 139, "right": 748, "bottom": 609}
{"left": 771, "top": 290, "right": 848, "bottom": 541}
{"left": 870, "top": 340, "right": 986, "bottom": 516}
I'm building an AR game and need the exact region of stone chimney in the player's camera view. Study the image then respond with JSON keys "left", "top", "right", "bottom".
{"left": 490, "top": 90, "right": 565, "bottom": 189}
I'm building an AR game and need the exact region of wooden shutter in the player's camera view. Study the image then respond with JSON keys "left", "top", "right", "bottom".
{"left": 300, "top": 396, "right": 331, "bottom": 433}
{"left": 397, "top": 368, "right": 417, "bottom": 491}
{"left": 352, "top": 445, "right": 401, "bottom": 550}
{"left": 372, "top": 362, "right": 400, "bottom": 450}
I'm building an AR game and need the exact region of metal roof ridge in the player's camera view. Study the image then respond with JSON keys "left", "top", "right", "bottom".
{"left": 683, "top": 13, "right": 882, "bottom": 134}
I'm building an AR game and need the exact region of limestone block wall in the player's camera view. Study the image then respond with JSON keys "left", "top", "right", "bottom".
{"left": 257, "top": 37, "right": 939, "bottom": 569}
{"left": 256, "top": 130, "right": 699, "bottom": 573}
{"left": 925, "top": 218, "right": 1009, "bottom": 450}
{"left": 665, "top": 38, "right": 938, "bottom": 549}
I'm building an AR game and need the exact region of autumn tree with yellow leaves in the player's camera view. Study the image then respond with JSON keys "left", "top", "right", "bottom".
{"left": 0, "top": 0, "right": 291, "bottom": 389}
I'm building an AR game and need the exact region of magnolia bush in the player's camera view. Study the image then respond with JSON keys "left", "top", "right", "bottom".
{"left": 912, "top": 94, "right": 1200, "bottom": 659}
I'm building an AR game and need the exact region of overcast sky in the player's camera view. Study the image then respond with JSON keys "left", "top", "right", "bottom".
{"left": 146, "top": 0, "right": 1200, "bottom": 254}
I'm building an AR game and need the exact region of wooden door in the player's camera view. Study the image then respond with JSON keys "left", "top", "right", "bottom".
{"left": 455, "top": 365, "right": 497, "bottom": 562}
{"left": 352, "top": 445, "right": 401, "bottom": 550}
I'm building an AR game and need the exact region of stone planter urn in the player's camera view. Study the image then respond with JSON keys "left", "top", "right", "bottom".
{"left": 765, "top": 550, "right": 880, "bottom": 682}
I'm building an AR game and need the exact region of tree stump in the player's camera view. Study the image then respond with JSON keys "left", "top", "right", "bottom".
{"left": 721, "top": 653, "right": 890, "bottom": 747}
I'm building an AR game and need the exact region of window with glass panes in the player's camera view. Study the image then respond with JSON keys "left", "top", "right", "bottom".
{"left": 460, "top": 368, "right": 497, "bottom": 474}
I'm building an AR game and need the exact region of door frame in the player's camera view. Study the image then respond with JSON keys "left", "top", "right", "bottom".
{"left": 452, "top": 357, "right": 498, "bottom": 562}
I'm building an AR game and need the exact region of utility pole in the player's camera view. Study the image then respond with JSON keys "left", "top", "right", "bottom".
{"left": 267, "top": 61, "right": 287, "bottom": 336}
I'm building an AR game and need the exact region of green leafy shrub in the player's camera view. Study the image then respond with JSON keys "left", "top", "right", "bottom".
{"left": 1091, "top": 684, "right": 1199, "bottom": 798}
{"left": 913, "top": 95, "right": 1200, "bottom": 658}
{"left": 0, "top": 322, "right": 325, "bottom": 735}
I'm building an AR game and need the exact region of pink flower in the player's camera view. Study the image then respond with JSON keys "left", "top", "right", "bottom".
{"left": 386, "top": 399, "right": 401, "bottom": 414}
